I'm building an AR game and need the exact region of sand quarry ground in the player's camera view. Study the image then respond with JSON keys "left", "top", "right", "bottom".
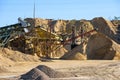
{"left": 0, "top": 60, "right": 120, "bottom": 80}
{"left": 0, "top": 17, "right": 120, "bottom": 80}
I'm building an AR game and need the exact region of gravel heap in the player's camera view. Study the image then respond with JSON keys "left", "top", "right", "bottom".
{"left": 20, "top": 65, "right": 74, "bottom": 80}
{"left": 36, "top": 65, "right": 74, "bottom": 78}
{"left": 20, "top": 68, "right": 49, "bottom": 80}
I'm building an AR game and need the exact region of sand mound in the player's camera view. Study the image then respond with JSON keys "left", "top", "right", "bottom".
{"left": 79, "top": 20, "right": 94, "bottom": 32}
{"left": 25, "top": 18, "right": 49, "bottom": 27}
{"left": 61, "top": 43, "right": 86, "bottom": 60}
{"left": 91, "top": 17, "right": 117, "bottom": 42}
{"left": 50, "top": 46, "right": 68, "bottom": 58}
{"left": 53, "top": 20, "right": 67, "bottom": 34}
{"left": 1, "top": 48, "right": 39, "bottom": 62}
{"left": 36, "top": 65, "right": 73, "bottom": 78}
{"left": 20, "top": 68, "right": 49, "bottom": 80}
{"left": 0, "top": 53, "right": 14, "bottom": 66}
{"left": 0, "top": 66, "right": 8, "bottom": 73}
{"left": 60, "top": 51, "right": 86, "bottom": 60}
{"left": 114, "top": 52, "right": 120, "bottom": 60}
{"left": 61, "top": 52, "right": 86, "bottom": 60}
{"left": 86, "top": 32, "right": 120, "bottom": 60}
{"left": 112, "top": 41, "right": 120, "bottom": 60}
{"left": 0, "top": 49, "right": 14, "bottom": 72}
{"left": 0, "top": 48, "right": 40, "bottom": 73}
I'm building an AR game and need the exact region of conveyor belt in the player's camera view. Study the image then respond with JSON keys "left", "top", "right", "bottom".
{"left": 0, "top": 23, "right": 25, "bottom": 47}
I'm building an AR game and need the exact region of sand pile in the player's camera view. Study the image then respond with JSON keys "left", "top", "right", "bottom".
{"left": 25, "top": 18, "right": 94, "bottom": 35}
{"left": 0, "top": 59, "right": 12, "bottom": 73}
{"left": 86, "top": 32, "right": 120, "bottom": 60}
{"left": 91, "top": 17, "right": 117, "bottom": 42}
{"left": 53, "top": 20, "right": 67, "bottom": 34}
{"left": 0, "top": 48, "right": 40, "bottom": 73}
{"left": 25, "top": 18, "right": 49, "bottom": 27}
{"left": 0, "top": 49, "right": 14, "bottom": 73}
{"left": 79, "top": 20, "right": 94, "bottom": 32}
{"left": 61, "top": 52, "right": 86, "bottom": 60}
{"left": 114, "top": 52, "right": 120, "bottom": 60}
{"left": 25, "top": 18, "right": 67, "bottom": 34}
{"left": 0, "top": 53, "right": 14, "bottom": 66}
{"left": 112, "top": 41, "right": 120, "bottom": 59}
{"left": 0, "top": 66, "right": 8, "bottom": 73}
{"left": 1, "top": 48, "right": 39, "bottom": 62}
{"left": 61, "top": 42, "right": 86, "bottom": 60}
{"left": 50, "top": 46, "right": 68, "bottom": 58}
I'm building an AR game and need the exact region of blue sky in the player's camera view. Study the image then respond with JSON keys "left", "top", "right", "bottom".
{"left": 0, "top": 0, "right": 120, "bottom": 27}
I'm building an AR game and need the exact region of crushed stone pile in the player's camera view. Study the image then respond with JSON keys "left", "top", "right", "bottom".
{"left": 36, "top": 65, "right": 74, "bottom": 78}
{"left": 20, "top": 68, "right": 49, "bottom": 80}
{"left": 86, "top": 32, "right": 120, "bottom": 60}
{"left": 20, "top": 65, "right": 74, "bottom": 80}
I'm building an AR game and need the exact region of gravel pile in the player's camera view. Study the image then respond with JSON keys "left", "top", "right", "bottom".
{"left": 20, "top": 65, "right": 74, "bottom": 80}
{"left": 36, "top": 65, "right": 74, "bottom": 78}
{"left": 20, "top": 68, "right": 49, "bottom": 80}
